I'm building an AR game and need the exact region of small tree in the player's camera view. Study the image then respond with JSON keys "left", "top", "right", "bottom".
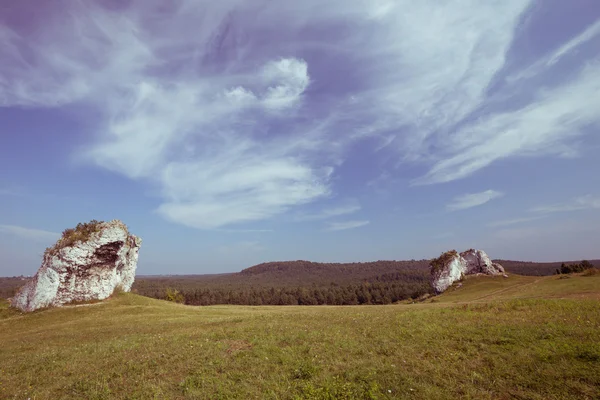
{"left": 580, "top": 260, "right": 593, "bottom": 271}
{"left": 165, "top": 288, "right": 185, "bottom": 304}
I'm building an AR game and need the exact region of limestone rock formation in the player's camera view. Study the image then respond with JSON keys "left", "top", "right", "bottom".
{"left": 430, "top": 249, "right": 504, "bottom": 294}
{"left": 11, "top": 220, "right": 142, "bottom": 312}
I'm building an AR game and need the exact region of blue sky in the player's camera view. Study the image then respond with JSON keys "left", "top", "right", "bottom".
{"left": 1, "top": 0, "right": 600, "bottom": 276}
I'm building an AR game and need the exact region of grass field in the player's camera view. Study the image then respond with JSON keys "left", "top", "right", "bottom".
{"left": 1, "top": 273, "right": 599, "bottom": 399}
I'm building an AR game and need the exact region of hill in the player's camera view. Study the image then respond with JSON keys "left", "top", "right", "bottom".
{"left": 1, "top": 272, "right": 598, "bottom": 399}
{"left": 494, "top": 259, "right": 600, "bottom": 276}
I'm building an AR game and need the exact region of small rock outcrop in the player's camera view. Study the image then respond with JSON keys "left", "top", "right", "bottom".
{"left": 430, "top": 249, "right": 504, "bottom": 294}
{"left": 11, "top": 220, "right": 142, "bottom": 312}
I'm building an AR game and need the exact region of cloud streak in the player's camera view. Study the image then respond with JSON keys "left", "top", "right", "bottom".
{"left": 507, "top": 19, "right": 600, "bottom": 84}
{"left": 532, "top": 195, "right": 600, "bottom": 213}
{"left": 0, "top": 224, "right": 60, "bottom": 243}
{"left": 416, "top": 62, "right": 600, "bottom": 184}
{"left": 295, "top": 201, "right": 361, "bottom": 221}
{"left": 446, "top": 190, "right": 504, "bottom": 211}
{"left": 326, "top": 220, "right": 370, "bottom": 231}
{"left": 487, "top": 216, "right": 545, "bottom": 228}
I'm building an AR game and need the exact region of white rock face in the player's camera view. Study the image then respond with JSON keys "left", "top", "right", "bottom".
{"left": 430, "top": 249, "right": 504, "bottom": 294}
{"left": 11, "top": 220, "right": 142, "bottom": 312}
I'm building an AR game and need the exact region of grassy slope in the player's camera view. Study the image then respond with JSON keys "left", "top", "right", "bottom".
{"left": 1, "top": 274, "right": 599, "bottom": 400}
{"left": 434, "top": 273, "right": 600, "bottom": 303}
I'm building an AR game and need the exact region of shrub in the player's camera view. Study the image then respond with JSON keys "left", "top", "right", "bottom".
{"left": 559, "top": 260, "right": 595, "bottom": 275}
{"left": 165, "top": 288, "right": 185, "bottom": 304}
{"left": 430, "top": 250, "right": 458, "bottom": 274}
{"left": 45, "top": 220, "right": 104, "bottom": 257}
{"left": 582, "top": 268, "right": 600, "bottom": 277}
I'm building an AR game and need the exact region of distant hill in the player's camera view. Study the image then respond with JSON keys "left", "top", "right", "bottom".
{"left": 238, "top": 259, "right": 430, "bottom": 286}
{"left": 0, "top": 276, "right": 30, "bottom": 299}
{"left": 495, "top": 259, "right": 600, "bottom": 276}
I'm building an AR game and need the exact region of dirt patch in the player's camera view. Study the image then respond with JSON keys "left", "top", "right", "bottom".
{"left": 225, "top": 340, "right": 253, "bottom": 355}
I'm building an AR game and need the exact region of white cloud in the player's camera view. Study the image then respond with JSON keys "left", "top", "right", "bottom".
{"left": 224, "top": 86, "right": 257, "bottom": 105}
{"left": 156, "top": 151, "right": 332, "bottom": 229}
{"left": 446, "top": 190, "right": 504, "bottom": 211}
{"left": 532, "top": 195, "right": 600, "bottom": 213}
{"left": 3, "top": 0, "right": 597, "bottom": 231}
{"left": 295, "top": 200, "right": 361, "bottom": 221}
{"left": 487, "top": 216, "right": 545, "bottom": 228}
{"left": 326, "top": 220, "right": 370, "bottom": 231}
{"left": 0, "top": 224, "right": 60, "bottom": 243}
{"left": 359, "top": 0, "right": 532, "bottom": 162}
{"left": 507, "top": 19, "right": 600, "bottom": 84}
{"left": 546, "top": 20, "right": 600, "bottom": 66}
{"left": 0, "top": 3, "right": 153, "bottom": 107}
{"left": 261, "top": 58, "right": 310, "bottom": 110}
{"left": 417, "top": 63, "right": 600, "bottom": 184}
{"left": 0, "top": 2, "right": 328, "bottom": 229}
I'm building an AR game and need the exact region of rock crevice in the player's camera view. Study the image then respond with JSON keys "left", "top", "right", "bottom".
{"left": 11, "top": 220, "right": 142, "bottom": 312}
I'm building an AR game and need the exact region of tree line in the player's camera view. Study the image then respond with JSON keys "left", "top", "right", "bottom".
{"left": 555, "top": 260, "right": 594, "bottom": 275}
{"left": 135, "top": 274, "right": 432, "bottom": 306}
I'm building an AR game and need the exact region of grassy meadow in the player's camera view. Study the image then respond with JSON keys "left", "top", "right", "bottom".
{"left": 1, "top": 273, "right": 599, "bottom": 399}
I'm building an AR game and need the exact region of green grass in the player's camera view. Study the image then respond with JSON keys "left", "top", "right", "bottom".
{"left": 1, "top": 274, "right": 599, "bottom": 399}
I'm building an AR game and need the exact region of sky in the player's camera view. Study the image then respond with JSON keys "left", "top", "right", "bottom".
{"left": 1, "top": 0, "right": 599, "bottom": 276}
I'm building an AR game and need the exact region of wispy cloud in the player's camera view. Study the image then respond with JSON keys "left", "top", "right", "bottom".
{"left": 216, "top": 229, "right": 274, "bottom": 233}
{"left": 295, "top": 201, "right": 361, "bottom": 221}
{"left": 0, "top": 2, "right": 336, "bottom": 229}
{"left": 325, "top": 220, "right": 370, "bottom": 231}
{"left": 507, "top": 19, "right": 600, "bottom": 84}
{"left": 487, "top": 216, "right": 545, "bottom": 228}
{"left": 2, "top": 0, "right": 598, "bottom": 231}
{"left": 492, "top": 218, "right": 600, "bottom": 244}
{"left": 0, "top": 1, "right": 537, "bottom": 229}
{"left": 532, "top": 195, "right": 600, "bottom": 213}
{"left": 0, "top": 224, "right": 59, "bottom": 243}
{"left": 416, "top": 62, "right": 600, "bottom": 184}
{"left": 446, "top": 190, "right": 504, "bottom": 211}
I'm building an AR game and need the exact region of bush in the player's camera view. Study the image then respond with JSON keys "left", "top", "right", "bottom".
{"left": 582, "top": 268, "right": 600, "bottom": 277}
{"left": 165, "top": 288, "right": 185, "bottom": 304}
{"left": 430, "top": 250, "right": 458, "bottom": 274}
{"left": 557, "top": 260, "right": 595, "bottom": 275}
{"left": 45, "top": 220, "right": 104, "bottom": 257}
